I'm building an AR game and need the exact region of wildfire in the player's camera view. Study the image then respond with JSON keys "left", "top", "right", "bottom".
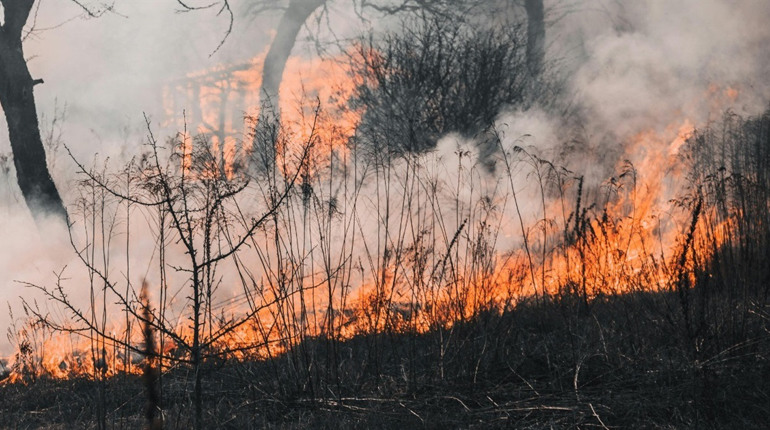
{"left": 0, "top": 116, "right": 734, "bottom": 382}
{"left": 163, "top": 51, "right": 360, "bottom": 179}
{"left": 1, "top": 45, "right": 747, "bottom": 384}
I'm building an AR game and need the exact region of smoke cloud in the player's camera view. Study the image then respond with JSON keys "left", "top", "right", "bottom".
{"left": 1, "top": 0, "right": 769, "bottom": 355}
{"left": 553, "top": 0, "right": 770, "bottom": 148}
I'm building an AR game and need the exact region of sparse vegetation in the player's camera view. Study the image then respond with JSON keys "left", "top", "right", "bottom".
{"left": 1, "top": 6, "right": 769, "bottom": 430}
{"left": 1, "top": 103, "right": 768, "bottom": 428}
{"left": 352, "top": 16, "right": 530, "bottom": 156}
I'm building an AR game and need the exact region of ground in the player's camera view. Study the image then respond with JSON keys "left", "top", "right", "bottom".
{"left": 1, "top": 291, "right": 768, "bottom": 429}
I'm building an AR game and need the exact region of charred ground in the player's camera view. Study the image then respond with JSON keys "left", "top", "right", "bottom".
{"left": 1, "top": 287, "right": 769, "bottom": 429}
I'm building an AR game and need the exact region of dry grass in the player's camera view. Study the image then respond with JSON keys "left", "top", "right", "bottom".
{"left": 2, "top": 289, "right": 769, "bottom": 429}
{"left": 4, "top": 17, "right": 770, "bottom": 427}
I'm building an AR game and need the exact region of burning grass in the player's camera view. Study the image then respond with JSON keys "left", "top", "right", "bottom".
{"left": 1, "top": 290, "right": 768, "bottom": 429}
{"left": 4, "top": 12, "right": 770, "bottom": 423}
{"left": 2, "top": 105, "right": 769, "bottom": 428}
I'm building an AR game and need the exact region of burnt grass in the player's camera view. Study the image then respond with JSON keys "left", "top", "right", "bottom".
{"left": 1, "top": 289, "right": 769, "bottom": 429}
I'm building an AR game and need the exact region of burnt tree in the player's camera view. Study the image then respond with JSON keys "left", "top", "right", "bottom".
{"left": 0, "top": 0, "right": 67, "bottom": 220}
{"left": 523, "top": 0, "right": 544, "bottom": 77}
{"left": 253, "top": 0, "right": 325, "bottom": 172}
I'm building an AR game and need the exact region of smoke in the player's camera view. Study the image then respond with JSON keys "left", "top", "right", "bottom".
{"left": 0, "top": 0, "right": 272, "bottom": 355}
{"left": 24, "top": 1, "right": 277, "bottom": 161}
{"left": 2, "top": 0, "right": 770, "bottom": 355}
{"left": 553, "top": 0, "right": 770, "bottom": 147}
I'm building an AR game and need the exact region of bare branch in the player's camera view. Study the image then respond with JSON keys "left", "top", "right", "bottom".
{"left": 208, "top": 0, "right": 233, "bottom": 57}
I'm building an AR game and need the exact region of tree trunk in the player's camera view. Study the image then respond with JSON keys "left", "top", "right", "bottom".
{"left": 524, "top": 0, "right": 545, "bottom": 78}
{"left": 252, "top": 0, "right": 325, "bottom": 173}
{"left": 0, "top": 1, "right": 67, "bottom": 221}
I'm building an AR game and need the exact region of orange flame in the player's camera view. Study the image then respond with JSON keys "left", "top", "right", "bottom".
{"left": 2, "top": 62, "right": 746, "bottom": 383}
{"left": 163, "top": 51, "right": 360, "bottom": 179}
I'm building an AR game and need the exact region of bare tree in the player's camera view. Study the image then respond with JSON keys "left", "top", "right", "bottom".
{"left": 181, "top": 0, "right": 545, "bottom": 171}
{"left": 253, "top": 0, "right": 326, "bottom": 172}
{"left": 523, "top": 0, "right": 545, "bottom": 77}
{"left": 0, "top": 0, "right": 112, "bottom": 222}
{"left": 352, "top": 16, "right": 529, "bottom": 157}
{"left": 0, "top": 1, "right": 67, "bottom": 220}
{"left": 247, "top": 0, "right": 488, "bottom": 171}
{"left": 26, "top": 111, "right": 315, "bottom": 429}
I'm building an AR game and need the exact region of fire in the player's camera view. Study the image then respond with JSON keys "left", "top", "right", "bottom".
{"left": 1, "top": 50, "right": 747, "bottom": 384}
{"left": 0, "top": 114, "right": 735, "bottom": 382}
{"left": 163, "top": 50, "right": 360, "bottom": 179}
{"left": 3, "top": 323, "right": 144, "bottom": 383}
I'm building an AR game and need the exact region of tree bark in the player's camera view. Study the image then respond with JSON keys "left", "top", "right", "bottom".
{"left": 524, "top": 0, "right": 545, "bottom": 77}
{"left": 253, "top": 0, "right": 325, "bottom": 172}
{"left": 0, "top": 0, "right": 67, "bottom": 221}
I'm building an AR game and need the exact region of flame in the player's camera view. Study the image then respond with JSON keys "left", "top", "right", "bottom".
{"left": 163, "top": 51, "right": 360, "bottom": 179}
{"left": 2, "top": 59, "right": 747, "bottom": 383}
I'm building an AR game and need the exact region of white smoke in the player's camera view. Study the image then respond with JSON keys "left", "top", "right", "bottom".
{"left": 2, "top": 0, "right": 770, "bottom": 355}
{"left": 556, "top": 0, "right": 770, "bottom": 141}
